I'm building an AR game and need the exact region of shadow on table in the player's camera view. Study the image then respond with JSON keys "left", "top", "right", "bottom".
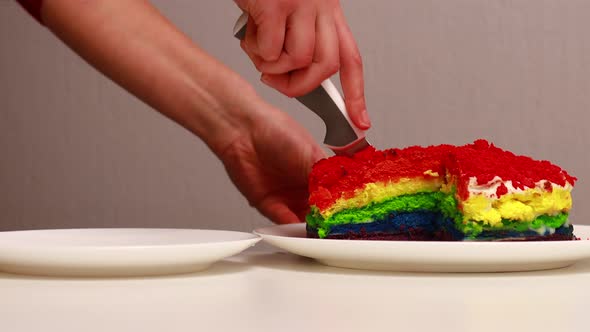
{"left": 0, "top": 259, "right": 254, "bottom": 281}
{"left": 245, "top": 250, "right": 590, "bottom": 278}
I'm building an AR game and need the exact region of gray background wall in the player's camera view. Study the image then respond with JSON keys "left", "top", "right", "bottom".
{"left": 1, "top": 0, "right": 588, "bottom": 231}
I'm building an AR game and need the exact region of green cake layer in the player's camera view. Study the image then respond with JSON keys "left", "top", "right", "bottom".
{"left": 458, "top": 213, "right": 569, "bottom": 239}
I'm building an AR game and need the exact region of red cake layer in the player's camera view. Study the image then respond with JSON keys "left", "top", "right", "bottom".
{"left": 308, "top": 139, "right": 577, "bottom": 211}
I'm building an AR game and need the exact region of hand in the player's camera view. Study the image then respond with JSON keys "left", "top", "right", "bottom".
{"left": 234, "top": 0, "right": 371, "bottom": 130}
{"left": 39, "top": 0, "right": 327, "bottom": 225}
{"left": 218, "top": 101, "right": 326, "bottom": 224}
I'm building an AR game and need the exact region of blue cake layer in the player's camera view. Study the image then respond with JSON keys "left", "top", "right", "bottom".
{"left": 307, "top": 210, "right": 463, "bottom": 240}
{"left": 471, "top": 224, "right": 574, "bottom": 241}
{"left": 329, "top": 211, "right": 440, "bottom": 235}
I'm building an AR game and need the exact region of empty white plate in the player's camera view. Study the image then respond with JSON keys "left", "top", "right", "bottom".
{"left": 0, "top": 228, "right": 260, "bottom": 277}
{"left": 255, "top": 223, "right": 590, "bottom": 273}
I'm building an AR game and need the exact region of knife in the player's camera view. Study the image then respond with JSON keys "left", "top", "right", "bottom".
{"left": 233, "top": 12, "right": 370, "bottom": 156}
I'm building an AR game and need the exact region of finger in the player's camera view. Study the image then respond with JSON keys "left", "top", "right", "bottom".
{"left": 243, "top": 15, "right": 260, "bottom": 55}
{"left": 334, "top": 8, "right": 370, "bottom": 129}
{"left": 294, "top": 201, "right": 311, "bottom": 223}
{"left": 256, "top": 8, "right": 316, "bottom": 75}
{"left": 240, "top": 39, "right": 265, "bottom": 71}
{"left": 262, "top": 13, "right": 340, "bottom": 97}
{"left": 254, "top": 11, "right": 287, "bottom": 62}
{"left": 273, "top": 189, "right": 311, "bottom": 224}
{"left": 257, "top": 197, "right": 302, "bottom": 224}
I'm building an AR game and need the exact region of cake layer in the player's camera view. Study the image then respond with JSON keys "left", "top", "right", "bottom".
{"left": 319, "top": 176, "right": 442, "bottom": 218}
{"left": 469, "top": 224, "right": 574, "bottom": 241}
{"left": 460, "top": 186, "right": 572, "bottom": 226}
{"left": 307, "top": 211, "right": 460, "bottom": 240}
{"left": 307, "top": 139, "right": 577, "bottom": 241}
{"left": 309, "top": 144, "right": 454, "bottom": 212}
{"left": 309, "top": 186, "right": 571, "bottom": 239}
{"left": 307, "top": 192, "right": 445, "bottom": 238}
{"left": 446, "top": 140, "right": 576, "bottom": 200}
{"left": 308, "top": 210, "right": 573, "bottom": 241}
{"left": 458, "top": 213, "right": 569, "bottom": 238}
{"left": 310, "top": 188, "right": 571, "bottom": 236}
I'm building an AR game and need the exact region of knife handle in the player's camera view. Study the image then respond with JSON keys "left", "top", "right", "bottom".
{"left": 232, "top": 12, "right": 366, "bottom": 148}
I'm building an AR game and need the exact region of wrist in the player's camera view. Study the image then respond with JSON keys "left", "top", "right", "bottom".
{"left": 41, "top": 0, "right": 265, "bottom": 157}
{"left": 182, "top": 67, "right": 265, "bottom": 156}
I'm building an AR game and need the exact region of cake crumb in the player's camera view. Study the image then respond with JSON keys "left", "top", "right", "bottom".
{"left": 424, "top": 170, "right": 439, "bottom": 177}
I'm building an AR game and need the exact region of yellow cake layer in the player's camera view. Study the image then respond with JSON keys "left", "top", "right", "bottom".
{"left": 461, "top": 187, "right": 572, "bottom": 226}
{"left": 320, "top": 175, "right": 443, "bottom": 218}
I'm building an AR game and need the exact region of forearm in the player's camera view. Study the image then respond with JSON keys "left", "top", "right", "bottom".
{"left": 41, "top": 0, "right": 262, "bottom": 154}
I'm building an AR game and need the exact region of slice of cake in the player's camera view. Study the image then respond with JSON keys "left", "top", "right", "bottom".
{"left": 444, "top": 140, "right": 576, "bottom": 241}
{"left": 306, "top": 139, "right": 576, "bottom": 241}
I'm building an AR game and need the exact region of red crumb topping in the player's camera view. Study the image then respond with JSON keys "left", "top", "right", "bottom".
{"left": 308, "top": 144, "right": 455, "bottom": 211}
{"left": 495, "top": 183, "right": 508, "bottom": 197}
{"left": 308, "top": 139, "right": 577, "bottom": 210}
{"left": 446, "top": 140, "right": 577, "bottom": 200}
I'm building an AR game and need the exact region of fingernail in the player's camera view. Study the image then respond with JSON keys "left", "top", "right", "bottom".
{"left": 359, "top": 110, "right": 371, "bottom": 129}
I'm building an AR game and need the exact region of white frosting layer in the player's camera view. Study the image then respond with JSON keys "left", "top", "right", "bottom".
{"left": 467, "top": 176, "right": 573, "bottom": 199}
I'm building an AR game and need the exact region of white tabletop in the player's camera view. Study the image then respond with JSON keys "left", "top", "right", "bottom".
{"left": 1, "top": 244, "right": 589, "bottom": 332}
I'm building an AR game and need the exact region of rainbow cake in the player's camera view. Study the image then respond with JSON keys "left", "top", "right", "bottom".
{"left": 306, "top": 140, "right": 576, "bottom": 241}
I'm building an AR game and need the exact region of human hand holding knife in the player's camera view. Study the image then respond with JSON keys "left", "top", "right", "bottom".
{"left": 233, "top": 12, "right": 371, "bottom": 156}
